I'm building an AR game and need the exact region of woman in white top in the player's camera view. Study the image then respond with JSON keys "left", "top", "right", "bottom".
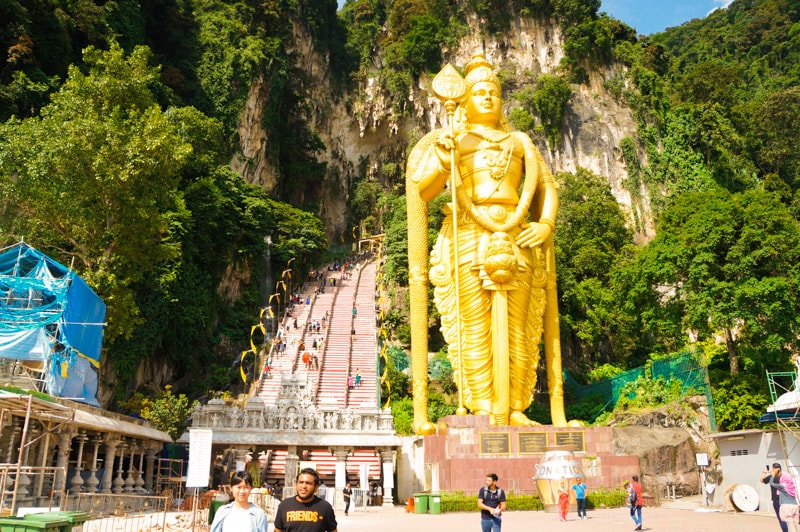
{"left": 210, "top": 471, "right": 269, "bottom": 532}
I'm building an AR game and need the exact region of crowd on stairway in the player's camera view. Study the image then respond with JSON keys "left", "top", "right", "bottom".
{"left": 255, "top": 251, "right": 379, "bottom": 409}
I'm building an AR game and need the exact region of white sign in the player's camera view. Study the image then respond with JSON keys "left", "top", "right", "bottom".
{"left": 186, "top": 429, "right": 213, "bottom": 488}
{"left": 696, "top": 452, "right": 709, "bottom": 467}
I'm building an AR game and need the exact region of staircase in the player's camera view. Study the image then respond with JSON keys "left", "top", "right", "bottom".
{"left": 255, "top": 260, "right": 380, "bottom": 410}
{"left": 346, "top": 262, "right": 378, "bottom": 408}
{"left": 313, "top": 271, "right": 357, "bottom": 407}
{"left": 256, "top": 294, "right": 315, "bottom": 404}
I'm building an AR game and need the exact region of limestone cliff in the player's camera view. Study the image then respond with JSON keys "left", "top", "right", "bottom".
{"left": 234, "top": 12, "right": 653, "bottom": 241}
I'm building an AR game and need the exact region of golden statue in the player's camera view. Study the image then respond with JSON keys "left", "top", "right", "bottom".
{"left": 406, "top": 53, "right": 567, "bottom": 433}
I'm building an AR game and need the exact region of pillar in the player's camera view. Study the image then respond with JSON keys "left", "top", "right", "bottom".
{"left": 100, "top": 436, "right": 121, "bottom": 494}
{"left": 331, "top": 447, "right": 351, "bottom": 489}
{"left": 53, "top": 430, "right": 73, "bottom": 493}
{"left": 123, "top": 443, "right": 136, "bottom": 493}
{"left": 85, "top": 435, "right": 102, "bottom": 493}
{"left": 69, "top": 432, "right": 88, "bottom": 495}
{"left": 145, "top": 445, "right": 159, "bottom": 494}
{"left": 33, "top": 428, "right": 53, "bottom": 501}
{"left": 113, "top": 439, "right": 127, "bottom": 493}
{"left": 284, "top": 446, "right": 299, "bottom": 490}
{"left": 135, "top": 445, "right": 146, "bottom": 494}
{"left": 379, "top": 447, "right": 395, "bottom": 507}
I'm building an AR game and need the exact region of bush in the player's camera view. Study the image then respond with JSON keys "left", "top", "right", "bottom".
{"left": 437, "top": 487, "right": 627, "bottom": 513}
{"left": 440, "top": 491, "right": 543, "bottom": 512}
{"left": 587, "top": 487, "right": 627, "bottom": 508}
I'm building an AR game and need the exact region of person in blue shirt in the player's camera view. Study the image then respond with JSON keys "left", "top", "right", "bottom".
{"left": 210, "top": 471, "right": 268, "bottom": 532}
{"left": 572, "top": 479, "right": 588, "bottom": 519}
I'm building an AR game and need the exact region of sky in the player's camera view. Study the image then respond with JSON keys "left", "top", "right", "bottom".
{"left": 600, "top": 0, "right": 735, "bottom": 36}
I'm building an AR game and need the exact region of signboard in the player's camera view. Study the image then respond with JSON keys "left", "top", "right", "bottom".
{"left": 554, "top": 431, "right": 586, "bottom": 452}
{"left": 479, "top": 432, "right": 510, "bottom": 455}
{"left": 186, "top": 429, "right": 213, "bottom": 488}
{"left": 696, "top": 452, "right": 709, "bottom": 467}
{"left": 518, "top": 432, "right": 548, "bottom": 454}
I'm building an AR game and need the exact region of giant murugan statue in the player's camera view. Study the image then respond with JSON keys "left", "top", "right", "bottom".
{"left": 406, "top": 53, "right": 567, "bottom": 433}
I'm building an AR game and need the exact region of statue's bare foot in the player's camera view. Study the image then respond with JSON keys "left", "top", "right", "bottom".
{"left": 509, "top": 411, "right": 540, "bottom": 426}
{"left": 473, "top": 409, "right": 491, "bottom": 416}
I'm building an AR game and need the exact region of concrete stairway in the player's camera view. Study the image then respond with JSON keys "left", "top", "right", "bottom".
{"left": 346, "top": 262, "right": 378, "bottom": 408}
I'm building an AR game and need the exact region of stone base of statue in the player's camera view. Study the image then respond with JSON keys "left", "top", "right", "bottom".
{"left": 421, "top": 415, "right": 638, "bottom": 497}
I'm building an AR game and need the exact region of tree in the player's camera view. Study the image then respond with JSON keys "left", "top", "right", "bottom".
{"left": 554, "top": 168, "right": 634, "bottom": 368}
{"left": 532, "top": 74, "right": 572, "bottom": 147}
{"left": 636, "top": 188, "right": 800, "bottom": 376}
{"left": 0, "top": 43, "right": 191, "bottom": 340}
{"left": 140, "top": 385, "right": 198, "bottom": 441}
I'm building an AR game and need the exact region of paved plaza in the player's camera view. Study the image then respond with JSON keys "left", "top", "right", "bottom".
{"left": 336, "top": 501, "right": 775, "bottom": 532}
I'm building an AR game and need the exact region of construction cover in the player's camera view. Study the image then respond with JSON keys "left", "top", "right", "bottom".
{"left": 0, "top": 242, "right": 105, "bottom": 406}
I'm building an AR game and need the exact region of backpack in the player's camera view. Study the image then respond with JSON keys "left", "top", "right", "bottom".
{"left": 628, "top": 488, "right": 638, "bottom": 506}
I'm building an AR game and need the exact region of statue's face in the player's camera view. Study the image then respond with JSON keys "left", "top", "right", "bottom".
{"left": 465, "top": 81, "right": 502, "bottom": 125}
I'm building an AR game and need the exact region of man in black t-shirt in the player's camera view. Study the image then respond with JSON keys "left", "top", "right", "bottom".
{"left": 274, "top": 468, "right": 338, "bottom": 532}
{"left": 342, "top": 482, "right": 353, "bottom": 515}
{"left": 478, "top": 473, "right": 506, "bottom": 532}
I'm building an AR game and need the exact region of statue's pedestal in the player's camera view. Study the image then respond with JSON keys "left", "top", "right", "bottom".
{"left": 422, "top": 415, "right": 638, "bottom": 493}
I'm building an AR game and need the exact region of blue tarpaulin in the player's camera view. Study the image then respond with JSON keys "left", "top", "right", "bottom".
{"left": 0, "top": 242, "right": 105, "bottom": 406}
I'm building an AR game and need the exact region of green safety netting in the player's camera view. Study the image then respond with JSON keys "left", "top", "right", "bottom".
{"left": 564, "top": 350, "right": 715, "bottom": 429}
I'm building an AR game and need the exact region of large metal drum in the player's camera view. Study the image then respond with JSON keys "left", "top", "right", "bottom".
{"left": 533, "top": 447, "right": 586, "bottom": 512}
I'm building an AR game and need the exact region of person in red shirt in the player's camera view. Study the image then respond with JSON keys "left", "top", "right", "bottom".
{"left": 629, "top": 475, "right": 644, "bottom": 530}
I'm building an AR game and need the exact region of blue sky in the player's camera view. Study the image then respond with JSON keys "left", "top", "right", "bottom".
{"left": 600, "top": 0, "right": 735, "bottom": 36}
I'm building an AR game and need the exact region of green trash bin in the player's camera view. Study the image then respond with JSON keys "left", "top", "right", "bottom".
{"left": 25, "top": 512, "right": 89, "bottom": 532}
{"left": 413, "top": 493, "right": 429, "bottom": 514}
{"left": 209, "top": 498, "right": 228, "bottom": 524}
{"left": 429, "top": 493, "right": 441, "bottom": 514}
{"left": 0, "top": 516, "right": 70, "bottom": 532}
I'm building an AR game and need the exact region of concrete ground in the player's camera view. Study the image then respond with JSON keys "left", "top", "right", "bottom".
{"left": 335, "top": 497, "right": 778, "bottom": 532}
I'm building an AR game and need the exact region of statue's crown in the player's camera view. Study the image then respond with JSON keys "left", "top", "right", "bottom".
{"left": 464, "top": 53, "right": 500, "bottom": 92}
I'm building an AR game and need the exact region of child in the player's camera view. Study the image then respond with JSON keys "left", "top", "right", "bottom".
{"left": 558, "top": 481, "right": 569, "bottom": 521}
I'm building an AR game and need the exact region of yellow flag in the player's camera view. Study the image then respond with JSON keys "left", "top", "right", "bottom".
{"left": 240, "top": 350, "right": 251, "bottom": 383}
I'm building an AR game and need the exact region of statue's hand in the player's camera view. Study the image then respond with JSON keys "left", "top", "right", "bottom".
{"left": 516, "top": 222, "right": 552, "bottom": 248}
{"left": 434, "top": 132, "right": 458, "bottom": 171}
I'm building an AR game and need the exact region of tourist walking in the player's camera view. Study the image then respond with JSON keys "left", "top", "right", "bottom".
{"left": 557, "top": 481, "right": 569, "bottom": 521}
{"left": 209, "top": 471, "right": 268, "bottom": 532}
{"left": 343, "top": 482, "right": 353, "bottom": 515}
{"left": 274, "top": 468, "right": 338, "bottom": 532}
{"left": 763, "top": 463, "right": 791, "bottom": 532}
{"left": 628, "top": 475, "right": 643, "bottom": 530}
{"left": 768, "top": 463, "right": 800, "bottom": 532}
{"left": 572, "top": 478, "right": 588, "bottom": 519}
{"left": 478, "top": 473, "right": 506, "bottom": 532}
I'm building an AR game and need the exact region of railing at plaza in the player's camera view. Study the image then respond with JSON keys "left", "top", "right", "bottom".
{"left": 66, "top": 493, "right": 170, "bottom": 532}
{"left": 0, "top": 465, "right": 65, "bottom": 515}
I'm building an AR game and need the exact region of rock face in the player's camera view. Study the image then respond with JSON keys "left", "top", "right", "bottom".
{"left": 611, "top": 397, "right": 718, "bottom": 502}
{"left": 234, "top": 12, "right": 653, "bottom": 241}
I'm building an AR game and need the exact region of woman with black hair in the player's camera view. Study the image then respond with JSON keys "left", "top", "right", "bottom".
{"left": 210, "top": 471, "right": 268, "bottom": 532}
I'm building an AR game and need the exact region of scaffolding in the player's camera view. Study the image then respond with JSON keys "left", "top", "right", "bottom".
{"left": 764, "top": 370, "right": 800, "bottom": 481}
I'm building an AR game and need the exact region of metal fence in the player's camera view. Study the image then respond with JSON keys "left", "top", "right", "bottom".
{"left": 66, "top": 493, "right": 170, "bottom": 532}
{"left": 0, "top": 465, "right": 64, "bottom": 515}
{"left": 281, "top": 487, "right": 371, "bottom": 513}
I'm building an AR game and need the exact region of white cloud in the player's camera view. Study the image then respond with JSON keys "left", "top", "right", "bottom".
{"left": 708, "top": 0, "right": 734, "bottom": 16}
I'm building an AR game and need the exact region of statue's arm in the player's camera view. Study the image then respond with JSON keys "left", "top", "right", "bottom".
{"left": 416, "top": 131, "right": 455, "bottom": 202}
{"left": 516, "top": 135, "right": 558, "bottom": 248}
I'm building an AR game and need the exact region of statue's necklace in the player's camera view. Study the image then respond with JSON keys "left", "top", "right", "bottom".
{"left": 473, "top": 131, "right": 514, "bottom": 181}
